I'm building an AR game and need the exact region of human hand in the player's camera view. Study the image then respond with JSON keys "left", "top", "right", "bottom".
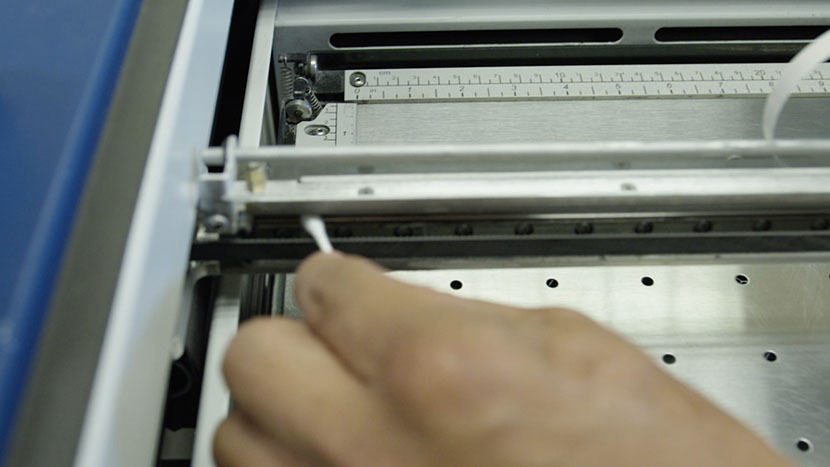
{"left": 214, "top": 253, "right": 790, "bottom": 467}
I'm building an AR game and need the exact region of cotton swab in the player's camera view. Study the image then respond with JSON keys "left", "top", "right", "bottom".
{"left": 762, "top": 28, "right": 830, "bottom": 140}
{"left": 301, "top": 215, "right": 334, "bottom": 253}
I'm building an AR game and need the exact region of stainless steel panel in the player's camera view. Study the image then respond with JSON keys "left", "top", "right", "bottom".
{"left": 275, "top": 0, "right": 830, "bottom": 53}
{"left": 207, "top": 139, "right": 830, "bottom": 172}
{"left": 281, "top": 262, "right": 830, "bottom": 465}
{"left": 230, "top": 168, "right": 830, "bottom": 216}
{"left": 356, "top": 98, "right": 830, "bottom": 144}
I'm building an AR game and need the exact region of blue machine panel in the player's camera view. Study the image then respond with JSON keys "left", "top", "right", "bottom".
{"left": 0, "top": 0, "right": 142, "bottom": 461}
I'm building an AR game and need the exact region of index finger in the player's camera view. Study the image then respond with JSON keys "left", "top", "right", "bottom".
{"left": 294, "top": 253, "right": 456, "bottom": 380}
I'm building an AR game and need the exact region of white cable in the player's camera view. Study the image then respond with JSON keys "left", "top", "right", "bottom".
{"left": 301, "top": 215, "right": 334, "bottom": 253}
{"left": 763, "top": 28, "right": 830, "bottom": 140}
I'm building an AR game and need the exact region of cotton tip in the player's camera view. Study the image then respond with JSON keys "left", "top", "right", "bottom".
{"left": 762, "top": 28, "right": 830, "bottom": 140}
{"left": 301, "top": 215, "right": 334, "bottom": 253}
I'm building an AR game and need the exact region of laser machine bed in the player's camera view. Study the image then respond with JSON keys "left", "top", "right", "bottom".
{"left": 5, "top": 1, "right": 830, "bottom": 466}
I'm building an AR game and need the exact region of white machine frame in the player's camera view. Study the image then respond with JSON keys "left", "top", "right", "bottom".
{"left": 73, "top": 1, "right": 830, "bottom": 466}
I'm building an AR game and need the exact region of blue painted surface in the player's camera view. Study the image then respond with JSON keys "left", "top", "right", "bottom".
{"left": 0, "top": 1, "right": 142, "bottom": 462}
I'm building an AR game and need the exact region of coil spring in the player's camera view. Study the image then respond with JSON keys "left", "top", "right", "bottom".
{"left": 306, "top": 90, "right": 322, "bottom": 115}
{"left": 284, "top": 123, "right": 296, "bottom": 143}
{"left": 278, "top": 65, "right": 295, "bottom": 101}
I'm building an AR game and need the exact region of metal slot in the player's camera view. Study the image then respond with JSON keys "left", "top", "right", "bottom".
{"left": 329, "top": 28, "right": 623, "bottom": 48}
{"left": 655, "top": 25, "right": 830, "bottom": 43}
{"left": 191, "top": 233, "right": 830, "bottom": 272}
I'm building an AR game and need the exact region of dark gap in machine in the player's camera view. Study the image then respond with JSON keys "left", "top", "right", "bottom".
{"left": 330, "top": 28, "right": 623, "bottom": 48}
{"left": 655, "top": 25, "right": 829, "bottom": 43}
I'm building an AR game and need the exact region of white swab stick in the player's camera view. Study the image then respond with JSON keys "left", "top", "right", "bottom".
{"left": 762, "top": 28, "right": 830, "bottom": 140}
{"left": 301, "top": 215, "right": 334, "bottom": 253}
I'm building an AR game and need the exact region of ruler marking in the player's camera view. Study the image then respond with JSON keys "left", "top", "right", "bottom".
{"left": 346, "top": 64, "right": 830, "bottom": 102}
{"left": 332, "top": 103, "right": 338, "bottom": 144}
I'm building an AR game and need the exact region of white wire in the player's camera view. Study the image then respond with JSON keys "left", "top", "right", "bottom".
{"left": 301, "top": 214, "right": 334, "bottom": 253}
{"left": 762, "top": 28, "right": 830, "bottom": 140}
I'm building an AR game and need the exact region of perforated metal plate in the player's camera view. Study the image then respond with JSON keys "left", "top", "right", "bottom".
{"left": 280, "top": 261, "right": 830, "bottom": 465}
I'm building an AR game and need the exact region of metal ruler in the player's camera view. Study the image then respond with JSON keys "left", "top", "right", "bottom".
{"left": 296, "top": 103, "right": 356, "bottom": 147}
{"left": 345, "top": 63, "right": 830, "bottom": 102}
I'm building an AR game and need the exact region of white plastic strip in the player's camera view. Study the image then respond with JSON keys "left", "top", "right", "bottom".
{"left": 763, "top": 29, "right": 830, "bottom": 140}
{"left": 191, "top": 296, "right": 240, "bottom": 467}
{"left": 301, "top": 215, "right": 334, "bottom": 253}
{"left": 74, "top": 0, "right": 235, "bottom": 465}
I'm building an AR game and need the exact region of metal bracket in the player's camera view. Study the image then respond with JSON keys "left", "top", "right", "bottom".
{"left": 196, "top": 138, "right": 830, "bottom": 221}
{"left": 198, "top": 135, "right": 244, "bottom": 234}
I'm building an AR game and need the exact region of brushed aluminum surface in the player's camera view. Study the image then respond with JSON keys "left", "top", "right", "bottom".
{"left": 355, "top": 98, "right": 830, "bottom": 144}
{"left": 280, "top": 262, "right": 830, "bottom": 465}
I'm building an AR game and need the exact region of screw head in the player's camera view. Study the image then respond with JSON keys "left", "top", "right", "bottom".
{"left": 693, "top": 220, "right": 713, "bottom": 233}
{"left": 206, "top": 214, "right": 228, "bottom": 232}
{"left": 454, "top": 223, "right": 474, "bottom": 236}
{"left": 634, "top": 221, "right": 653, "bottom": 234}
{"left": 811, "top": 218, "right": 829, "bottom": 230}
{"left": 285, "top": 99, "right": 312, "bottom": 122}
{"left": 333, "top": 226, "right": 353, "bottom": 238}
{"left": 394, "top": 225, "right": 414, "bottom": 237}
{"left": 304, "top": 125, "right": 330, "bottom": 136}
{"left": 350, "top": 72, "right": 367, "bottom": 87}
{"left": 514, "top": 222, "right": 534, "bottom": 235}
{"left": 574, "top": 222, "right": 594, "bottom": 235}
{"left": 753, "top": 219, "right": 771, "bottom": 231}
